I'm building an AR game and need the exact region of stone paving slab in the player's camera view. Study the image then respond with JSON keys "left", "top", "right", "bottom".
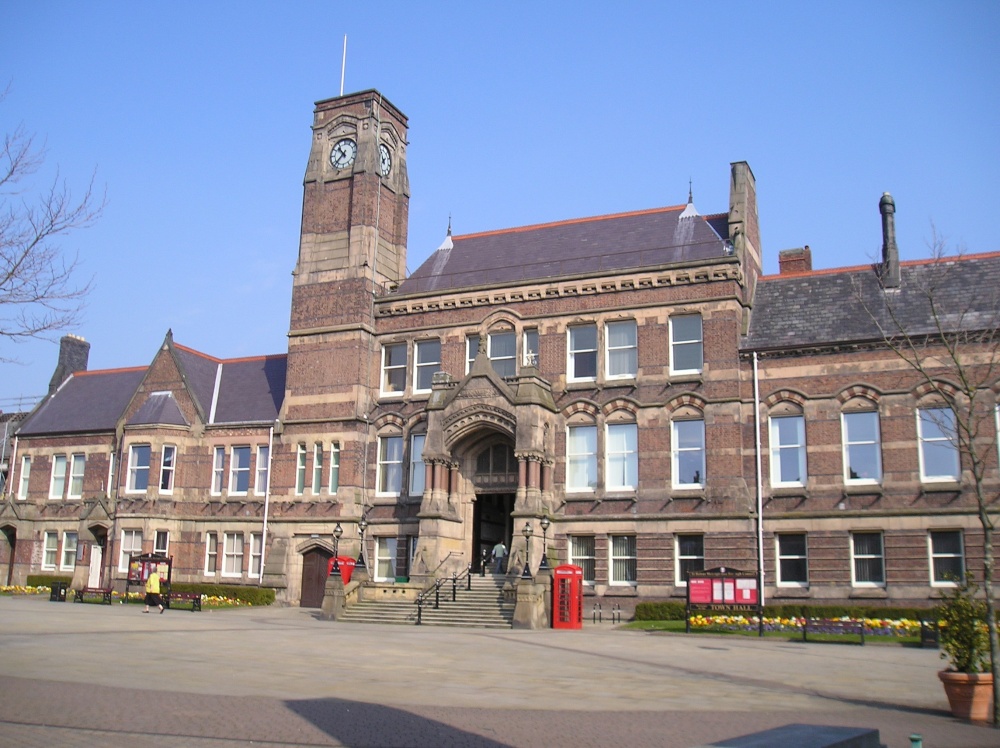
{"left": 0, "top": 595, "right": 996, "bottom": 747}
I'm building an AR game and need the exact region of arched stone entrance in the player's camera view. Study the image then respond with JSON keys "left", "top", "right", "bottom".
{"left": 470, "top": 442, "right": 517, "bottom": 572}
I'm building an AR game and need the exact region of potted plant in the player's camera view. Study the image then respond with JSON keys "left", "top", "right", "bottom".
{"left": 936, "top": 573, "right": 994, "bottom": 722}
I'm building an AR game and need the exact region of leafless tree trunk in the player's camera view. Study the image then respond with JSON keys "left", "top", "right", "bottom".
{"left": 855, "top": 234, "right": 1000, "bottom": 724}
{"left": 1, "top": 92, "right": 103, "bottom": 360}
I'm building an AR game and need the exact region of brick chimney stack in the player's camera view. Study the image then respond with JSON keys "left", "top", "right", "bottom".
{"left": 778, "top": 246, "right": 812, "bottom": 275}
{"left": 48, "top": 334, "right": 90, "bottom": 394}
{"left": 879, "top": 192, "right": 900, "bottom": 288}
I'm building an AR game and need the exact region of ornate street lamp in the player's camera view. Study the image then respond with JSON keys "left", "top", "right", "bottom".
{"left": 539, "top": 516, "right": 551, "bottom": 571}
{"left": 355, "top": 517, "right": 368, "bottom": 571}
{"left": 331, "top": 522, "right": 344, "bottom": 575}
{"left": 521, "top": 521, "right": 533, "bottom": 579}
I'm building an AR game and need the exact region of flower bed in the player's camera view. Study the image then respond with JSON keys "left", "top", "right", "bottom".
{"left": 689, "top": 613, "right": 921, "bottom": 637}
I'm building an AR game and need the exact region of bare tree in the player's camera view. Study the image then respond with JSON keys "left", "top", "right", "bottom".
{"left": 855, "top": 224, "right": 1000, "bottom": 724}
{"left": 1, "top": 93, "right": 103, "bottom": 360}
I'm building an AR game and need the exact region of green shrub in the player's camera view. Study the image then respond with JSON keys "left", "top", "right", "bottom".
{"left": 168, "top": 582, "right": 275, "bottom": 606}
{"left": 26, "top": 574, "right": 73, "bottom": 588}
{"left": 936, "top": 574, "right": 989, "bottom": 673}
{"left": 634, "top": 601, "right": 687, "bottom": 621}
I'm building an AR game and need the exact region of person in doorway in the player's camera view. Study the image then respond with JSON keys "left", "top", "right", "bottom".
{"left": 144, "top": 568, "right": 164, "bottom": 614}
{"left": 491, "top": 540, "right": 507, "bottom": 574}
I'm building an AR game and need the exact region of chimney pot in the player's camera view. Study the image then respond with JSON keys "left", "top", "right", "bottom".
{"left": 778, "top": 247, "right": 813, "bottom": 275}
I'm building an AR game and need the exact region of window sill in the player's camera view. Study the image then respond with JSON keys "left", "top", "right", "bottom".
{"left": 671, "top": 488, "right": 706, "bottom": 500}
{"left": 772, "top": 587, "right": 811, "bottom": 598}
{"left": 920, "top": 481, "right": 961, "bottom": 493}
{"left": 843, "top": 483, "right": 883, "bottom": 496}
{"left": 770, "top": 487, "right": 807, "bottom": 498}
{"left": 669, "top": 372, "right": 704, "bottom": 384}
{"left": 848, "top": 588, "right": 888, "bottom": 599}
{"left": 606, "top": 585, "right": 638, "bottom": 595}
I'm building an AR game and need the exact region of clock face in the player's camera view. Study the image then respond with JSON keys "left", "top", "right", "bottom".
{"left": 330, "top": 138, "right": 357, "bottom": 170}
{"left": 379, "top": 143, "right": 392, "bottom": 176}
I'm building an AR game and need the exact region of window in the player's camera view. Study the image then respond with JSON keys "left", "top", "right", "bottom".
{"left": 229, "top": 446, "right": 251, "bottom": 495}
{"left": 377, "top": 436, "right": 403, "bottom": 495}
{"left": 610, "top": 535, "right": 637, "bottom": 585}
{"left": 851, "top": 531, "right": 885, "bottom": 586}
{"left": 43, "top": 531, "right": 58, "bottom": 569}
{"left": 212, "top": 446, "right": 225, "bottom": 495}
{"left": 295, "top": 444, "right": 307, "bottom": 495}
{"left": 49, "top": 454, "right": 67, "bottom": 499}
{"left": 328, "top": 443, "right": 340, "bottom": 494}
{"left": 466, "top": 334, "right": 480, "bottom": 373}
{"left": 918, "top": 407, "right": 960, "bottom": 481}
{"left": 255, "top": 445, "right": 270, "bottom": 495}
{"left": 250, "top": 532, "right": 264, "bottom": 577}
{"left": 222, "top": 532, "right": 244, "bottom": 577}
{"left": 776, "top": 533, "right": 808, "bottom": 586}
{"left": 672, "top": 419, "right": 705, "bottom": 488}
{"left": 375, "top": 536, "right": 397, "bottom": 581}
{"left": 204, "top": 532, "right": 218, "bottom": 575}
{"left": 566, "top": 425, "right": 597, "bottom": 491}
{"left": 409, "top": 434, "right": 426, "bottom": 496}
{"left": 159, "top": 446, "right": 175, "bottom": 493}
{"left": 569, "top": 536, "right": 596, "bottom": 584}
{"left": 568, "top": 325, "right": 597, "bottom": 381}
{"left": 670, "top": 315, "right": 703, "bottom": 375}
{"left": 17, "top": 455, "right": 30, "bottom": 499}
{"left": 127, "top": 445, "right": 151, "bottom": 493}
{"left": 154, "top": 530, "right": 169, "bottom": 556}
{"left": 61, "top": 532, "right": 78, "bottom": 571}
{"left": 488, "top": 332, "right": 516, "bottom": 378}
{"left": 675, "top": 534, "right": 705, "bottom": 585}
{"left": 312, "top": 443, "right": 324, "bottom": 495}
{"left": 381, "top": 343, "right": 407, "bottom": 396}
{"left": 413, "top": 339, "right": 441, "bottom": 392}
{"left": 930, "top": 530, "right": 964, "bottom": 586}
{"left": 843, "top": 411, "right": 882, "bottom": 484}
{"left": 119, "top": 529, "right": 142, "bottom": 572}
{"left": 606, "top": 320, "right": 637, "bottom": 379}
{"left": 68, "top": 453, "right": 85, "bottom": 498}
{"left": 606, "top": 423, "right": 638, "bottom": 491}
{"left": 523, "top": 329, "right": 539, "bottom": 367}
{"left": 769, "top": 415, "right": 806, "bottom": 487}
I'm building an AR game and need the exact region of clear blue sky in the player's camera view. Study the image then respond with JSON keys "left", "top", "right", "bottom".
{"left": 2, "top": 1, "right": 997, "bottom": 405}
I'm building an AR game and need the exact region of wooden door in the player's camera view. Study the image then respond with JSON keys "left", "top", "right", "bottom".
{"left": 300, "top": 548, "right": 332, "bottom": 608}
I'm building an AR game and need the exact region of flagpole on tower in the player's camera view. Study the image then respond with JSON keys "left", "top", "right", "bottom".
{"left": 340, "top": 35, "right": 347, "bottom": 96}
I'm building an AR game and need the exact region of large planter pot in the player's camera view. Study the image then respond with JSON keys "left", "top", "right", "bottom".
{"left": 938, "top": 670, "right": 994, "bottom": 722}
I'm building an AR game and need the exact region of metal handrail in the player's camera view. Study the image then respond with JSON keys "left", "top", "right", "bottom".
{"left": 415, "top": 563, "right": 473, "bottom": 625}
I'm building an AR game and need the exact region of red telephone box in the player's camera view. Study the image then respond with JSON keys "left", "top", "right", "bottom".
{"left": 327, "top": 556, "right": 356, "bottom": 584}
{"left": 552, "top": 565, "right": 583, "bottom": 629}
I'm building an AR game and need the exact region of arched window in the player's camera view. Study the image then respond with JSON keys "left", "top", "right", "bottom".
{"left": 473, "top": 444, "right": 517, "bottom": 490}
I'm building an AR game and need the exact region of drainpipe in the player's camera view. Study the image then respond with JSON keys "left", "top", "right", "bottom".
{"left": 259, "top": 424, "right": 274, "bottom": 584}
{"left": 753, "top": 352, "right": 765, "bottom": 607}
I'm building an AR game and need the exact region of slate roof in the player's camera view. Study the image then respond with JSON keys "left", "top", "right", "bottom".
{"left": 742, "top": 252, "right": 1000, "bottom": 353}
{"left": 16, "top": 345, "right": 288, "bottom": 436}
{"left": 396, "top": 205, "right": 731, "bottom": 295}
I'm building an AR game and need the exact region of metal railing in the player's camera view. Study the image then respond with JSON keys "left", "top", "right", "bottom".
{"left": 415, "top": 563, "right": 473, "bottom": 625}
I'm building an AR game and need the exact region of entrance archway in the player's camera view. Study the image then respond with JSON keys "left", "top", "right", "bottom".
{"left": 470, "top": 442, "right": 516, "bottom": 573}
{"left": 1, "top": 525, "right": 15, "bottom": 586}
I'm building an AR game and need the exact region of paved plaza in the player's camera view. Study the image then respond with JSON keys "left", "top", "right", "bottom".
{"left": 0, "top": 595, "right": 996, "bottom": 747}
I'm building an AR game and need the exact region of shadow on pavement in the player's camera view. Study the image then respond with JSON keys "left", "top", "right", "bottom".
{"left": 286, "top": 697, "right": 513, "bottom": 748}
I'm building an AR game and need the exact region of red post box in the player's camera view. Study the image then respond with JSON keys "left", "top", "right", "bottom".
{"left": 328, "top": 556, "right": 356, "bottom": 584}
{"left": 552, "top": 564, "right": 583, "bottom": 629}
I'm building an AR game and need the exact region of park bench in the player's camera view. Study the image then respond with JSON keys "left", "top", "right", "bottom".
{"left": 164, "top": 591, "right": 202, "bottom": 611}
{"left": 73, "top": 587, "right": 113, "bottom": 605}
{"left": 802, "top": 618, "right": 865, "bottom": 645}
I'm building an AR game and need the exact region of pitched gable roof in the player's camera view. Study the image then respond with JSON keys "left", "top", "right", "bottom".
{"left": 17, "top": 368, "right": 146, "bottom": 435}
{"left": 397, "top": 205, "right": 730, "bottom": 295}
{"left": 212, "top": 355, "right": 286, "bottom": 424}
{"left": 742, "top": 252, "right": 1000, "bottom": 353}
{"left": 127, "top": 392, "right": 189, "bottom": 427}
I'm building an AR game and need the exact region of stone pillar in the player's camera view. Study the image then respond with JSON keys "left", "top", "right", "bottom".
{"left": 321, "top": 571, "right": 346, "bottom": 620}
{"left": 512, "top": 575, "right": 548, "bottom": 629}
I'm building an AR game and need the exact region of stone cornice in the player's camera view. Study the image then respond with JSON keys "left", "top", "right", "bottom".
{"left": 377, "top": 262, "right": 743, "bottom": 318}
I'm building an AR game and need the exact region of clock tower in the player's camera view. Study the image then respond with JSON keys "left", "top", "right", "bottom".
{"left": 284, "top": 90, "right": 409, "bottom": 422}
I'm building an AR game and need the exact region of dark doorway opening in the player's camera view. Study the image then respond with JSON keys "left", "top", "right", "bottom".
{"left": 472, "top": 494, "right": 513, "bottom": 573}
{"left": 2, "top": 526, "right": 15, "bottom": 586}
{"left": 300, "top": 547, "right": 333, "bottom": 608}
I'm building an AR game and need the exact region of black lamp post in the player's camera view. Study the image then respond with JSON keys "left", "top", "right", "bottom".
{"left": 355, "top": 517, "right": 368, "bottom": 571}
{"left": 539, "top": 516, "right": 550, "bottom": 571}
{"left": 521, "top": 521, "right": 533, "bottom": 579}
{"left": 331, "top": 522, "right": 343, "bottom": 575}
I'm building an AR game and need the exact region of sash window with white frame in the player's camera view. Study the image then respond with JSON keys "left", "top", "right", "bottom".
{"left": 381, "top": 343, "right": 407, "bottom": 396}
{"left": 312, "top": 443, "right": 324, "bottom": 495}
{"left": 569, "top": 536, "right": 596, "bottom": 583}
{"left": 204, "top": 532, "right": 218, "bottom": 575}
{"left": 154, "top": 530, "right": 169, "bottom": 556}
{"left": 377, "top": 435, "right": 403, "bottom": 496}
{"left": 42, "top": 531, "right": 58, "bottom": 569}
{"left": 568, "top": 324, "right": 598, "bottom": 381}
{"left": 675, "top": 534, "right": 705, "bottom": 585}
{"left": 229, "top": 446, "right": 251, "bottom": 495}
{"left": 295, "top": 443, "right": 307, "bottom": 495}
{"left": 672, "top": 419, "right": 706, "bottom": 489}
{"left": 159, "top": 446, "right": 175, "bottom": 493}
{"left": 255, "top": 445, "right": 269, "bottom": 495}
{"left": 610, "top": 535, "right": 637, "bottom": 585}
{"left": 127, "top": 445, "right": 151, "bottom": 493}
{"left": 409, "top": 434, "right": 426, "bottom": 496}
{"left": 917, "top": 407, "right": 960, "bottom": 482}
{"left": 776, "top": 533, "right": 808, "bottom": 586}
{"left": 211, "top": 446, "right": 225, "bottom": 495}
{"left": 606, "top": 320, "right": 637, "bottom": 379}
{"left": 769, "top": 415, "right": 806, "bottom": 487}
{"left": 118, "top": 529, "right": 142, "bottom": 572}
{"left": 413, "top": 339, "right": 441, "bottom": 392}
{"left": 669, "top": 315, "right": 703, "bottom": 375}
{"left": 328, "top": 443, "right": 340, "bottom": 494}
{"left": 68, "top": 453, "right": 85, "bottom": 498}
{"left": 488, "top": 331, "right": 516, "bottom": 377}
{"left": 523, "top": 329, "right": 539, "bottom": 368}
{"left": 17, "top": 455, "right": 30, "bottom": 499}
{"left": 851, "top": 531, "right": 885, "bottom": 586}
{"left": 843, "top": 410, "right": 882, "bottom": 484}
{"left": 566, "top": 425, "right": 597, "bottom": 492}
{"left": 375, "top": 537, "right": 397, "bottom": 581}
{"left": 606, "top": 423, "right": 638, "bottom": 491}
{"left": 61, "top": 532, "right": 78, "bottom": 570}
{"left": 49, "top": 454, "right": 67, "bottom": 498}
{"left": 929, "top": 530, "right": 964, "bottom": 586}
{"left": 222, "top": 532, "right": 244, "bottom": 577}
{"left": 250, "top": 532, "right": 263, "bottom": 577}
